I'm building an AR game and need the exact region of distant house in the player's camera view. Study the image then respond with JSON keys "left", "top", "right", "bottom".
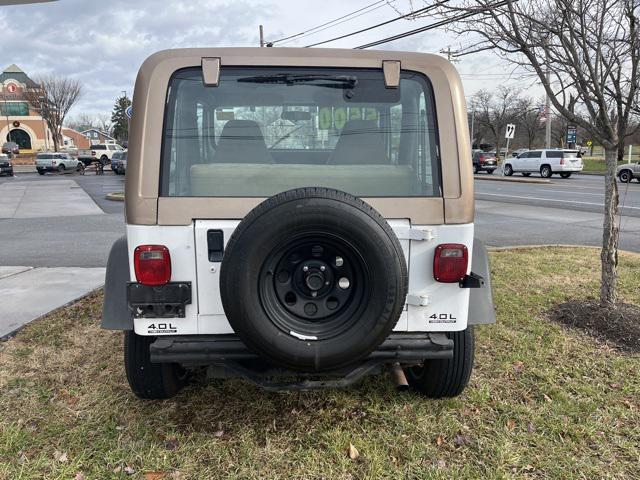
{"left": 81, "top": 128, "right": 116, "bottom": 145}
{"left": 61, "top": 127, "right": 90, "bottom": 150}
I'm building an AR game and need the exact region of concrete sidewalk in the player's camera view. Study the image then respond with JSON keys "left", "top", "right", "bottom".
{"left": 0, "top": 266, "right": 105, "bottom": 339}
{"left": 0, "top": 180, "right": 104, "bottom": 219}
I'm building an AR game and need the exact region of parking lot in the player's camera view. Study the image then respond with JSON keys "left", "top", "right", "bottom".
{"left": 0, "top": 171, "right": 638, "bottom": 270}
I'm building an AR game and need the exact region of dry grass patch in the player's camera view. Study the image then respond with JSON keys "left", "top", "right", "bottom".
{"left": 0, "top": 248, "right": 639, "bottom": 479}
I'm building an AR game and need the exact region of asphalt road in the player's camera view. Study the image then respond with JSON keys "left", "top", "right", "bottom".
{"left": 474, "top": 173, "right": 640, "bottom": 252}
{"left": 0, "top": 171, "right": 638, "bottom": 268}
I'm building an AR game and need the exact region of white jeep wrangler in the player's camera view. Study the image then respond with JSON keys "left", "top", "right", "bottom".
{"left": 102, "top": 48, "right": 495, "bottom": 399}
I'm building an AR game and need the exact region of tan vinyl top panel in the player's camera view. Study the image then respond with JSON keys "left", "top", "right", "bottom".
{"left": 125, "top": 47, "right": 473, "bottom": 225}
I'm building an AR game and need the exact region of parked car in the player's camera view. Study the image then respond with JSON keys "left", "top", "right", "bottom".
{"left": 111, "top": 150, "right": 128, "bottom": 174}
{"left": 512, "top": 148, "right": 528, "bottom": 157}
{"left": 102, "top": 47, "right": 495, "bottom": 400}
{"left": 2, "top": 141, "right": 19, "bottom": 155}
{"left": 35, "top": 152, "right": 85, "bottom": 174}
{"left": 78, "top": 143, "right": 125, "bottom": 166}
{"left": 617, "top": 161, "right": 640, "bottom": 183}
{"left": 0, "top": 153, "right": 13, "bottom": 176}
{"left": 503, "top": 149, "right": 584, "bottom": 178}
{"left": 472, "top": 150, "right": 498, "bottom": 174}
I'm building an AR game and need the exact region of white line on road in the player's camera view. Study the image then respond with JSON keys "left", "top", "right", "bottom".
{"left": 477, "top": 192, "right": 640, "bottom": 210}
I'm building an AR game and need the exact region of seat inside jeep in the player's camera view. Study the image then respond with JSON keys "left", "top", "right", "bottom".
{"left": 163, "top": 66, "right": 442, "bottom": 198}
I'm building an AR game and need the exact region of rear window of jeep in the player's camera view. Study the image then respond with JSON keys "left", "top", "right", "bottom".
{"left": 161, "top": 67, "right": 441, "bottom": 198}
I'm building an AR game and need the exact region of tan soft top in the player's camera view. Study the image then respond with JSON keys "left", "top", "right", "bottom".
{"left": 126, "top": 47, "right": 473, "bottom": 225}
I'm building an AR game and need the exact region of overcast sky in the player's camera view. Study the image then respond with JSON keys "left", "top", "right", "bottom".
{"left": 0, "top": 0, "right": 544, "bottom": 120}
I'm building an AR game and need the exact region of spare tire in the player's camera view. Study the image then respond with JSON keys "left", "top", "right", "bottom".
{"left": 220, "top": 188, "right": 408, "bottom": 372}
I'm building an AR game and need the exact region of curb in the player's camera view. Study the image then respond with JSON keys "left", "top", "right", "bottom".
{"left": 105, "top": 192, "right": 124, "bottom": 202}
{"left": 486, "top": 244, "right": 639, "bottom": 256}
{"left": 474, "top": 174, "right": 551, "bottom": 184}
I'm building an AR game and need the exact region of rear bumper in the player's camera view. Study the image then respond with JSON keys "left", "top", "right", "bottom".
{"left": 149, "top": 332, "right": 454, "bottom": 390}
{"left": 555, "top": 164, "right": 583, "bottom": 172}
{"left": 36, "top": 165, "right": 58, "bottom": 172}
{"left": 150, "top": 332, "right": 453, "bottom": 365}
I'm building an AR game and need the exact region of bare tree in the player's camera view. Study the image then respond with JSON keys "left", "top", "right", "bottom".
{"left": 438, "top": 0, "right": 640, "bottom": 307}
{"left": 24, "top": 75, "right": 83, "bottom": 152}
{"left": 516, "top": 96, "right": 544, "bottom": 149}
{"left": 95, "top": 113, "right": 112, "bottom": 135}
{"left": 473, "top": 86, "right": 521, "bottom": 157}
{"left": 65, "top": 113, "right": 97, "bottom": 132}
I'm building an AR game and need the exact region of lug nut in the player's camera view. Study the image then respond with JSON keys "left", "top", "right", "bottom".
{"left": 320, "top": 265, "right": 326, "bottom": 272}
{"left": 302, "top": 266, "right": 309, "bottom": 272}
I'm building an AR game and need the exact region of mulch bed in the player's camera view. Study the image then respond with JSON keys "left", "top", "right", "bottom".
{"left": 549, "top": 300, "right": 640, "bottom": 353}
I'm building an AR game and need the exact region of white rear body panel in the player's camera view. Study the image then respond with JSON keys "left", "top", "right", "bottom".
{"left": 128, "top": 221, "right": 473, "bottom": 336}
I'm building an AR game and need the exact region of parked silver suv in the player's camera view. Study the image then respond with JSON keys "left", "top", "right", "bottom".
{"left": 504, "top": 149, "right": 584, "bottom": 178}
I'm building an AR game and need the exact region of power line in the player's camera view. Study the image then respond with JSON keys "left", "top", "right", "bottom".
{"left": 303, "top": 0, "right": 449, "bottom": 48}
{"left": 355, "top": 0, "right": 515, "bottom": 49}
{"left": 268, "top": 0, "right": 390, "bottom": 45}
{"left": 277, "top": 1, "right": 394, "bottom": 46}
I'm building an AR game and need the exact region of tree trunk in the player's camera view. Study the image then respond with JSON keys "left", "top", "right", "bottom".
{"left": 600, "top": 147, "right": 620, "bottom": 307}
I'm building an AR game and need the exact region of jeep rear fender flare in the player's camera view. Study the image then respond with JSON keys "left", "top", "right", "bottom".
{"left": 467, "top": 239, "right": 496, "bottom": 325}
{"left": 102, "top": 236, "right": 134, "bottom": 330}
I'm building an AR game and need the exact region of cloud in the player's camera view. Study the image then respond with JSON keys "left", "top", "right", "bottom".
{"left": 0, "top": 0, "right": 542, "bottom": 117}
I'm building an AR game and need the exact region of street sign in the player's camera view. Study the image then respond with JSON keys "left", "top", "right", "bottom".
{"left": 566, "top": 125, "right": 577, "bottom": 144}
{"left": 586, "top": 140, "right": 593, "bottom": 146}
{"left": 125, "top": 105, "right": 133, "bottom": 119}
{"left": 505, "top": 124, "right": 515, "bottom": 139}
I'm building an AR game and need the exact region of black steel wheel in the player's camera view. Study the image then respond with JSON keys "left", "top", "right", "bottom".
{"left": 560, "top": 172, "right": 572, "bottom": 179}
{"left": 220, "top": 188, "right": 408, "bottom": 372}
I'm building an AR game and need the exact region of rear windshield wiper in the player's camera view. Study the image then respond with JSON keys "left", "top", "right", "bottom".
{"left": 237, "top": 73, "right": 358, "bottom": 89}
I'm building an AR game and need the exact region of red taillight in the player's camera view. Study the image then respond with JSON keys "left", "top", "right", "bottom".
{"left": 560, "top": 158, "right": 565, "bottom": 165}
{"left": 434, "top": 243, "right": 468, "bottom": 283}
{"left": 134, "top": 245, "right": 171, "bottom": 286}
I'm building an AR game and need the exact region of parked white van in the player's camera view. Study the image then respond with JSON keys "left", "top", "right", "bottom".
{"left": 504, "top": 149, "right": 584, "bottom": 178}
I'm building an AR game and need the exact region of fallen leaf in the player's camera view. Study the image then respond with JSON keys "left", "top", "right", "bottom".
{"left": 54, "top": 451, "right": 68, "bottom": 463}
{"left": 113, "top": 466, "right": 122, "bottom": 474}
{"left": 436, "top": 435, "right": 445, "bottom": 446}
{"left": 124, "top": 466, "right": 135, "bottom": 475}
{"left": 543, "top": 394, "right": 553, "bottom": 403}
{"left": 75, "top": 474, "right": 85, "bottom": 480}
{"left": 144, "top": 472, "right": 167, "bottom": 480}
{"left": 512, "top": 361, "right": 524, "bottom": 374}
{"left": 524, "top": 464, "right": 535, "bottom": 472}
{"left": 506, "top": 419, "right": 516, "bottom": 430}
{"left": 348, "top": 443, "right": 359, "bottom": 460}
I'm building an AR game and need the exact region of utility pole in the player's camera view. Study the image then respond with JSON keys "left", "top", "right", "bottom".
{"left": 469, "top": 99, "right": 475, "bottom": 149}
{"left": 259, "top": 25, "right": 264, "bottom": 47}
{"left": 544, "top": 45, "right": 551, "bottom": 148}
{"left": 122, "top": 90, "right": 129, "bottom": 142}
{"left": 439, "top": 46, "right": 460, "bottom": 63}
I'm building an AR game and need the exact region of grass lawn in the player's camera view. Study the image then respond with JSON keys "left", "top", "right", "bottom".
{"left": 581, "top": 157, "right": 637, "bottom": 174}
{"left": 1, "top": 248, "right": 639, "bottom": 479}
